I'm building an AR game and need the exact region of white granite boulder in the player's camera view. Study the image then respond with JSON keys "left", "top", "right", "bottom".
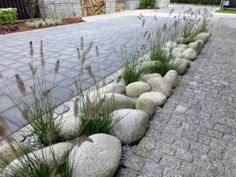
{"left": 147, "top": 77, "right": 172, "bottom": 97}
{"left": 83, "top": 93, "right": 135, "bottom": 113}
{"left": 0, "top": 143, "right": 27, "bottom": 168}
{"left": 172, "top": 45, "right": 188, "bottom": 58}
{"left": 112, "top": 109, "right": 149, "bottom": 144}
{"left": 140, "top": 61, "right": 159, "bottom": 73}
{"left": 126, "top": 81, "right": 151, "bottom": 98}
{"left": 141, "top": 73, "right": 162, "bottom": 82}
{"left": 99, "top": 83, "right": 125, "bottom": 94}
{"left": 188, "top": 40, "right": 203, "bottom": 54}
{"left": 102, "top": 93, "right": 136, "bottom": 111}
{"left": 139, "top": 92, "right": 167, "bottom": 107}
{"left": 55, "top": 101, "right": 80, "bottom": 140}
{"left": 172, "top": 58, "right": 191, "bottom": 75}
{"left": 165, "top": 41, "right": 177, "bottom": 49}
{"left": 195, "top": 32, "right": 211, "bottom": 44}
{"left": 4, "top": 143, "right": 74, "bottom": 176}
{"left": 69, "top": 134, "right": 122, "bottom": 177}
{"left": 177, "top": 44, "right": 188, "bottom": 49}
{"left": 182, "top": 48, "right": 197, "bottom": 61}
{"left": 172, "top": 47, "right": 183, "bottom": 58}
{"left": 164, "top": 70, "right": 178, "bottom": 88}
{"left": 135, "top": 97, "right": 156, "bottom": 118}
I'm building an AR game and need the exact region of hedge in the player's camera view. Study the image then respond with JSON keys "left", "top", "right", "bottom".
{"left": 0, "top": 8, "right": 17, "bottom": 25}
{"left": 170, "top": 0, "right": 220, "bottom": 5}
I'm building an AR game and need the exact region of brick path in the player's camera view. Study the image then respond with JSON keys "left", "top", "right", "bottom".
{"left": 116, "top": 16, "right": 236, "bottom": 177}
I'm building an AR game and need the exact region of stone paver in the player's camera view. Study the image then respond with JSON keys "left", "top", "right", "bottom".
{"left": 0, "top": 5, "right": 213, "bottom": 133}
{"left": 116, "top": 16, "right": 236, "bottom": 176}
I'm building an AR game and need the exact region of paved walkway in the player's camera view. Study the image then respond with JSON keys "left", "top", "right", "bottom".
{"left": 116, "top": 15, "right": 236, "bottom": 177}
{"left": 0, "top": 5, "right": 213, "bottom": 133}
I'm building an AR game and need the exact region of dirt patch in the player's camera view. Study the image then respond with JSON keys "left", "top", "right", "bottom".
{"left": 0, "top": 17, "right": 85, "bottom": 35}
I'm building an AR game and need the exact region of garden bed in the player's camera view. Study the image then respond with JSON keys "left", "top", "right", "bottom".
{"left": 0, "top": 17, "right": 85, "bottom": 35}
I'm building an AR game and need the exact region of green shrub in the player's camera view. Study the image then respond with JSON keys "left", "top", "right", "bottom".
{"left": 139, "top": 0, "right": 156, "bottom": 8}
{"left": 0, "top": 8, "right": 17, "bottom": 25}
{"left": 170, "top": 0, "right": 220, "bottom": 5}
{"left": 79, "top": 94, "right": 115, "bottom": 136}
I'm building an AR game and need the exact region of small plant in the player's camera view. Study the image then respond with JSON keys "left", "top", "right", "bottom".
{"left": 176, "top": 18, "right": 197, "bottom": 44}
{"left": 73, "top": 38, "right": 120, "bottom": 136}
{"left": 79, "top": 93, "right": 115, "bottom": 136}
{"left": 150, "top": 47, "right": 179, "bottom": 76}
{"left": 0, "top": 25, "right": 18, "bottom": 33}
{"left": 116, "top": 40, "right": 146, "bottom": 86}
{"left": 175, "top": 8, "right": 210, "bottom": 44}
{"left": 139, "top": 0, "right": 156, "bottom": 8}
{"left": 26, "top": 18, "right": 63, "bottom": 28}
{"left": 0, "top": 8, "right": 17, "bottom": 25}
{"left": 197, "top": 8, "right": 212, "bottom": 33}
{"left": 122, "top": 61, "right": 143, "bottom": 85}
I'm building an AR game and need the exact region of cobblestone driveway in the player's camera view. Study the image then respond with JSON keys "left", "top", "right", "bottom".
{"left": 116, "top": 16, "right": 236, "bottom": 177}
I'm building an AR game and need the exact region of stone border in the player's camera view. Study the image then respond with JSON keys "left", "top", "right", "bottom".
{"left": 0, "top": 30, "right": 211, "bottom": 176}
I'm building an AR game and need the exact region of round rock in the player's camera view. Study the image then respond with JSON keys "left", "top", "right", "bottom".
{"left": 188, "top": 40, "right": 203, "bottom": 54}
{"left": 135, "top": 97, "right": 155, "bottom": 118}
{"left": 4, "top": 143, "right": 74, "bottom": 176}
{"left": 99, "top": 83, "right": 125, "bottom": 94}
{"left": 139, "top": 92, "right": 167, "bottom": 107}
{"left": 112, "top": 109, "right": 149, "bottom": 144}
{"left": 55, "top": 101, "right": 80, "bottom": 140}
{"left": 89, "top": 93, "right": 135, "bottom": 112}
{"left": 165, "top": 41, "right": 177, "bottom": 49}
{"left": 126, "top": 81, "right": 151, "bottom": 98}
{"left": 69, "top": 134, "right": 122, "bottom": 177}
{"left": 141, "top": 73, "right": 162, "bottom": 82}
{"left": 147, "top": 77, "right": 172, "bottom": 97}
{"left": 140, "top": 61, "right": 159, "bottom": 73}
{"left": 104, "top": 93, "right": 135, "bottom": 111}
{"left": 164, "top": 70, "right": 178, "bottom": 88}
{"left": 195, "top": 32, "right": 211, "bottom": 44}
{"left": 173, "top": 58, "right": 191, "bottom": 75}
{"left": 182, "top": 48, "right": 197, "bottom": 61}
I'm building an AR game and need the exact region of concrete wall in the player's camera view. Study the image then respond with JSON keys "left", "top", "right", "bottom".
{"left": 157, "top": 0, "right": 170, "bottom": 8}
{"left": 106, "top": 0, "right": 116, "bottom": 13}
{"left": 124, "top": 0, "right": 140, "bottom": 10}
{"left": 38, "top": 0, "right": 82, "bottom": 18}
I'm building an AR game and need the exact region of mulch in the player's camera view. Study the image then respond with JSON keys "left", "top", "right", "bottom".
{"left": 0, "top": 17, "right": 85, "bottom": 35}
